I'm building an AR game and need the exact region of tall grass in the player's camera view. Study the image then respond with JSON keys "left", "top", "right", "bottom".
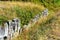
{"left": 0, "top": 1, "right": 60, "bottom": 40}
{"left": 14, "top": 9, "right": 60, "bottom": 40}
{"left": 0, "top": 2, "right": 45, "bottom": 26}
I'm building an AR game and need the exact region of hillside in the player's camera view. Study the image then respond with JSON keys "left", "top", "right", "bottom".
{"left": 13, "top": 9, "right": 60, "bottom": 40}
{"left": 0, "top": 1, "right": 60, "bottom": 40}
{"left": 0, "top": 2, "right": 45, "bottom": 26}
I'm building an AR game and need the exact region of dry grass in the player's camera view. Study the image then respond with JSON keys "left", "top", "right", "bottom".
{"left": 13, "top": 9, "right": 60, "bottom": 40}
{"left": 0, "top": 2, "right": 60, "bottom": 40}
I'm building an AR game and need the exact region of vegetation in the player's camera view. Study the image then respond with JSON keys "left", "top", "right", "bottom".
{"left": 0, "top": 0, "right": 60, "bottom": 40}
{"left": 0, "top": 2, "right": 45, "bottom": 26}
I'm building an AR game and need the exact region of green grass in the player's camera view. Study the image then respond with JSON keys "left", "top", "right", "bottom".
{"left": 16, "top": 9, "right": 60, "bottom": 40}
{"left": 0, "top": 1, "right": 60, "bottom": 40}
{"left": 0, "top": 2, "right": 45, "bottom": 26}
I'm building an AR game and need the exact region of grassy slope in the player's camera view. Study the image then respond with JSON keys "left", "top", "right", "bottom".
{"left": 12, "top": 2, "right": 60, "bottom": 40}
{"left": 0, "top": 2, "right": 45, "bottom": 26}
{"left": 14, "top": 10, "right": 60, "bottom": 40}
{"left": 0, "top": 1, "right": 60, "bottom": 40}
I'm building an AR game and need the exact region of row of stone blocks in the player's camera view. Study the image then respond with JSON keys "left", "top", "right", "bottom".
{"left": 0, "top": 18, "right": 21, "bottom": 40}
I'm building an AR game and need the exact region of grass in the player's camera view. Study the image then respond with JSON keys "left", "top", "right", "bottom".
{"left": 13, "top": 8, "right": 60, "bottom": 40}
{"left": 0, "top": 1, "right": 60, "bottom": 40}
{"left": 0, "top": 2, "right": 45, "bottom": 26}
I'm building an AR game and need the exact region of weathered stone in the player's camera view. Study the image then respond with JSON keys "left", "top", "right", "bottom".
{"left": 42, "top": 9, "right": 48, "bottom": 16}
{"left": 0, "top": 18, "right": 21, "bottom": 40}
